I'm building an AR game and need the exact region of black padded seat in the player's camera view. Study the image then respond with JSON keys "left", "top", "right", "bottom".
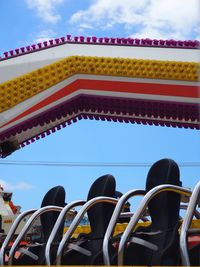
{"left": 40, "top": 186, "right": 66, "bottom": 242}
{"left": 61, "top": 174, "right": 116, "bottom": 265}
{"left": 123, "top": 158, "right": 182, "bottom": 266}
{"left": 189, "top": 242, "right": 200, "bottom": 265}
{"left": 12, "top": 186, "right": 65, "bottom": 265}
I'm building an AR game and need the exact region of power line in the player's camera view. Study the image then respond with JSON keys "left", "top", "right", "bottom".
{"left": 0, "top": 160, "right": 200, "bottom": 167}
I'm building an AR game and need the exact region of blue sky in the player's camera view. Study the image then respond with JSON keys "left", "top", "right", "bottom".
{"left": 0, "top": 0, "right": 199, "bottom": 211}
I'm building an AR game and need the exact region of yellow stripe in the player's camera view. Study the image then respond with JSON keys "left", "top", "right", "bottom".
{"left": 0, "top": 56, "right": 199, "bottom": 113}
{"left": 190, "top": 218, "right": 200, "bottom": 228}
{"left": 64, "top": 219, "right": 200, "bottom": 238}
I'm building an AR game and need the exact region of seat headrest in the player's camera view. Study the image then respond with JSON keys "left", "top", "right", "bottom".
{"left": 145, "top": 158, "right": 181, "bottom": 230}
{"left": 115, "top": 191, "right": 123, "bottom": 198}
{"left": 87, "top": 174, "right": 116, "bottom": 238}
{"left": 40, "top": 185, "right": 66, "bottom": 241}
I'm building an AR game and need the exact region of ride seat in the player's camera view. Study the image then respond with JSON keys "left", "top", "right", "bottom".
{"left": 123, "top": 158, "right": 182, "bottom": 266}
{"left": 12, "top": 185, "right": 65, "bottom": 265}
{"left": 61, "top": 174, "right": 116, "bottom": 265}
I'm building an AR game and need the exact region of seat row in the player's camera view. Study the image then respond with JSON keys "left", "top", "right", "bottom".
{"left": 0, "top": 158, "right": 199, "bottom": 266}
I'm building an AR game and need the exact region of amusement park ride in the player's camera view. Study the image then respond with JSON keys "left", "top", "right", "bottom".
{"left": 0, "top": 36, "right": 199, "bottom": 266}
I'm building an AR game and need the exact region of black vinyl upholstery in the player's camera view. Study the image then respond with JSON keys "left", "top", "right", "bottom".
{"left": 189, "top": 242, "right": 200, "bottom": 265}
{"left": 61, "top": 174, "right": 116, "bottom": 265}
{"left": 13, "top": 186, "right": 65, "bottom": 265}
{"left": 40, "top": 186, "right": 65, "bottom": 242}
{"left": 123, "top": 158, "right": 182, "bottom": 266}
{"left": 87, "top": 174, "right": 116, "bottom": 242}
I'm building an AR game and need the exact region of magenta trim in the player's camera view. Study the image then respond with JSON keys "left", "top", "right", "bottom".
{"left": 0, "top": 36, "right": 199, "bottom": 61}
{"left": 0, "top": 95, "right": 199, "bottom": 154}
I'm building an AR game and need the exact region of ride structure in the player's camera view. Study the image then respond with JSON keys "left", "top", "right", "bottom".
{"left": 0, "top": 36, "right": 199, "bottom": 266}
{"left": 0, "top": 186, "right": 20, "bottom": 237}
{"left": 0, "top": 185, "right": 42, "bottom": 246}
{"left": 0, "top": 36, "right": 199, "bottom": 157}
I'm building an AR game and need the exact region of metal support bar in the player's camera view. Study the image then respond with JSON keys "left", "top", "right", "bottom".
{"left": 45, "top": 200, "right": 85, "bottom": 265}
{"left": 0, "top": 209, "right": 36, "bottom": 265}
{"left": 56, "top": 196, "right": 118, "bottom": 265}
{"left": 180, "top": 204, "right": 200, "bottom": 219}
{"left": 117, "top": 184, "right": 191, "bottom": 266}
{"left": 8, "top": 205, "right": 63, "bottom": 265}
{"left": 103, "top": 189, "right": 145, "bottom": 265}
{"left": 180, "top": 180, "right": 200, "bottom": 266}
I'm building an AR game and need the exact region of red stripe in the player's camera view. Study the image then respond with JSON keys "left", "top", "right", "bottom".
{"left": 1, "top": 79, "right": 199, "bottom": 129}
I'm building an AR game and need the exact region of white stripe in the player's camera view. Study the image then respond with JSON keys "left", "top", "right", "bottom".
{"left": 1, "top": 44, "right": 199, "bottom": 83}
{"left": 0, "top": 74, "right": 199, "bottom": 132}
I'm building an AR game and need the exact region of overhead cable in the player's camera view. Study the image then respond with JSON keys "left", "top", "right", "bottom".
{"left": 0, "top": 160, "right": 200, "bottom": 168}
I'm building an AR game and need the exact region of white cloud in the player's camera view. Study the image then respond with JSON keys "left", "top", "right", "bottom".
{"left": 33, "top": 29, "right": 55, "bottom": 43}
{"left": 79, "top": 23, "right": 94, "bottom": 30}
{"left": 0, "top": 179, "right": 34, "bottom": 191}
{"left": 26, "top": 0, "right": 64, "bottom": 24}
{"left": 70, "top": 0, "right": 200, "bottom": 39}
{"left": 70, "top": 0, "right": 147, "bottom": 27}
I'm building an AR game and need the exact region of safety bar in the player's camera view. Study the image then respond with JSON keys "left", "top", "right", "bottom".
{"left": 56, "top": 196, "right": 118, "bottom": 265}
{"left": 103, "top": 189, "right": 145, "bottom": 265}
{"left": 118, "top": 184, "right": 192, "bottom": 266}
{"left": 188, "top": 228, "right": 200, "bottom": 234}
{"left": 119, "top": 212, "right": 149, "bottom": 221}
{"left": 0, "top": 208, "right": 36, "bottom": 266}
{"left": 45, "top": 200, "right": 85, "bottom": 265}
{"left": 180, "top": 180, "right": 200, "bottom": 266}
{"left": 8, "top": 205, "right": 63, "bottom": 265}
{"left": 180, "top": 204, "right": 200, "bottom": 219}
